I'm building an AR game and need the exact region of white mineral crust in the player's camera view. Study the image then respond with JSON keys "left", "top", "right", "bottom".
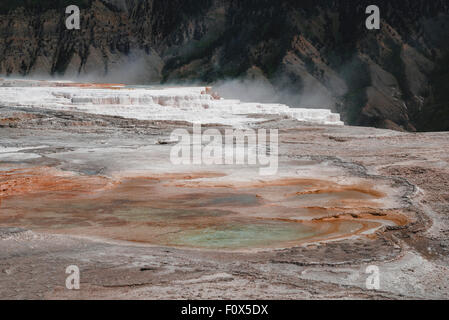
{"left": 0, "top": 80, "right": 343, "bottom": 127}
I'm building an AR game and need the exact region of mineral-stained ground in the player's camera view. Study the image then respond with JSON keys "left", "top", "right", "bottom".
{"left": 1, "top": 89, "right": 449, "bottom": 299}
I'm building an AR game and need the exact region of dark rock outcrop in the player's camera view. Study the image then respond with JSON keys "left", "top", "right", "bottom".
{"left": 0, "top": 0, "right": 448, "bottom": 131}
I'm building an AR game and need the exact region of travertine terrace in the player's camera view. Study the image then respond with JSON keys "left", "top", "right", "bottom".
{"left": 0, "top": 80, "right": 448, "bottom": 299}
{"left": 0, "top": 79, "right": 343, "bottom": 127}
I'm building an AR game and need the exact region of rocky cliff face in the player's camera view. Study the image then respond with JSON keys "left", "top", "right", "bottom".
{"left": 1, "top": 0, "right": 448, "bottom": 131}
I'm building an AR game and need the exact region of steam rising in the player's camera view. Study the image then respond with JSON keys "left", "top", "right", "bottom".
{"left": 2, "top": 48, "right": 343, "bottom": 111}
{"left": 213, "top": 77, "right": 337, "bottom": 110}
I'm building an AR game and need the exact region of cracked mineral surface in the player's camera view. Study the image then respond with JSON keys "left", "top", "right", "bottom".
{"left": 0, "top": 81, "right": 448, "bottom": 299}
